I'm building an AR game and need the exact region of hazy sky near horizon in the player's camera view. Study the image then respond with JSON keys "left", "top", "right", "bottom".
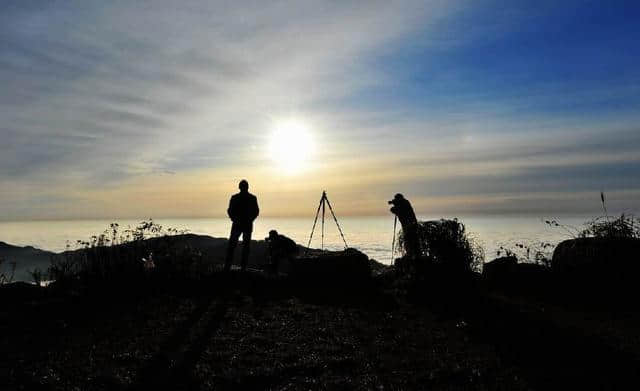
{"left": 2, "top": 1, "right": 640, "bottom": 220}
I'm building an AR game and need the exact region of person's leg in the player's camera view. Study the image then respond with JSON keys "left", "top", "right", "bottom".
{"left": 225, "top": 225, "right": 241, "bottom": 271}
{"left": 405, "top": 225, "right": 420, "bottom": 259}
{"left": 240, "top": 228, "right": 252, "bottom": 271}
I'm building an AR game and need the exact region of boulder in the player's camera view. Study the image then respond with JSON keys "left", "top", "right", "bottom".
{"left": 290, "top": 248, "right": 371, "bottom": 287}
{"left": 551, "top": 237, "right": 640, "bottom": 303}
{"left": 482, "top": 256, "right": 518, "bottom": 284}
{"left": 552, "top": 238, "right": 640, "bottom": 276}
{"left": 482, "top": 257, "right": 550, "bottom": 295}
{"left": 512, "top": 263, "right": 550, "bottom": 291}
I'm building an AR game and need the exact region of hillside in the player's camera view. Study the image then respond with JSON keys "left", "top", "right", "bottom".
{"left": 0, "top": 241, "right": 55, "bottom": 282}
{"left": 1, "top": 234, "right": 370, "bottom": 282}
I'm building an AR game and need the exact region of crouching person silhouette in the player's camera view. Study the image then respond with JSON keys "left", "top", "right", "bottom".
{"left": 389, "top": 193, "right": 420, "bottom": 259}
{"left": 265, "top": 230, "right": 299, "bottom": 274}
{"left": 224, "top": 180, "right": 259, "bottom": 272}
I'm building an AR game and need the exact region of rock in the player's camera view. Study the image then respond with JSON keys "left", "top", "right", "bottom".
{"left": 290, "top": 248, "right": 371, "bottom": 293}
{"left": 482, "top": 256, "right": 517, "bottom": 284}
{"left": 512, "top": 263, "right": 550, "bottom": 292}
{"left": 0, "top": 281, "right": 45, "bottom": 306}
{"left": 514, "top": 262, "right": 548, "bottom": 275}
{"left": 551, "top": 238, "right": 640, "bottom": 302}
{"left": 552, "top": 238, "right": 640, "bottom": 276}
{"left": 482, "top": 257, "right": 550, "bottom": 295}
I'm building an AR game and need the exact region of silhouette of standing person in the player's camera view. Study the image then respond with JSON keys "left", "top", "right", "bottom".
{"left": 389, "top": 193, "right": 420, "bottom": 258}
{"left": 225, "top": 179, "right": 259, "bottom": 272}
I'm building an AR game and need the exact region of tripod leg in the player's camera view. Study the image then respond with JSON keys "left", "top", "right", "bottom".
{"left": 321, "top": 196, "right": 325, "bottom": 250}
{"left": 391, "top": 215, "right": 397, "bottom": 263}
{"left": 324, "top": 196, "right": 349, "bottom": 249}
{"left": 306, "top": 193, "right": 324, "bottom": 250}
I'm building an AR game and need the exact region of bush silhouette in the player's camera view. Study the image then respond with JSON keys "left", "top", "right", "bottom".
{"left": 581, "top": 214, "right": 639, "bottom": 239}
{"left": 48, "top": 220, "right": 194, "bottom": 288}
{"left": 399, "top": 218, "right": 483, "bottom": 273}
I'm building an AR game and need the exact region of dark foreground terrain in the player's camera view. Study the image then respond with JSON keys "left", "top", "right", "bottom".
{"left": 2, "top": 268, "right": 640, "bottom": 391}
{"left": 0, "top": 273, "right": 524, "bottom": 390}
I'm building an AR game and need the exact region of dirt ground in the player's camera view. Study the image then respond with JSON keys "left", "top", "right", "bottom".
{"left": 3, "top": 271, "right": 640, "bottom": 390}
{"left": 1, "top": 277, "right": 529, "bottom": 390}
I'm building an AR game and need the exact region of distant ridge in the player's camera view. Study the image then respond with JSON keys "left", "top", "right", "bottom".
{"left": 0, "top": 241, "right": 54, "bottom": 282}
{"left": 1, "top": 234, "right": 383, "bottom": 282}
{"left": 1, "top": 234, "right": 265, "bottom": 282}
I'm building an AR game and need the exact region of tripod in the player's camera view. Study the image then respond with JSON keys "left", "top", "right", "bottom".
{"left": 391, "top": 215, "right": 397, "bottom": 264}
{"left": 307, "top": 191, "right": 349, "bottom": 251}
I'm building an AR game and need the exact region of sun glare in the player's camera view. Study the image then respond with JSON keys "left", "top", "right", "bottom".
{"left": 268, "top": 119, "right": 314, "bottom": 174}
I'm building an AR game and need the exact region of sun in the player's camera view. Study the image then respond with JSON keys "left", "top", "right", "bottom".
{"left": 268, "top": 119, "right": 314, "bottom": 173}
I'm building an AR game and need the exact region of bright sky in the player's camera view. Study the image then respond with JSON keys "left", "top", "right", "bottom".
{"left": 1, "top": 1, "right": 639, "bottom": 220}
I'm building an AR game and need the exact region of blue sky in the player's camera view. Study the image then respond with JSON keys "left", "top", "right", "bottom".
{"left": 1, "top": 1, "right": 639, "bottom": 219}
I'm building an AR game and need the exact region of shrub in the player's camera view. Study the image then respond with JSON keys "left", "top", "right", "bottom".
{"left": 545, "top": 193, "right": 639, "bottom": 240}
{"left": 0, "top": 256, "right": 16, "bottom": 284}
{"left": 545, "top": 214, "right": 640, "bottom": 240}
{"left": 48, "top": 219, "right": 191, "bottom": 286}
{"left": 28, "top": 268, "right": 44, "bottom": 286}
{"left": 399, "top": 218, "right": 484, "bottom": 273}
{"left": 48, "top": 244, "right": 79, "bottom": 287}
{"left": 581, "top": 214, "right": 639, "bottom": 239}
{"left": 496, "top": 241, "right": 554, "bottom": 268}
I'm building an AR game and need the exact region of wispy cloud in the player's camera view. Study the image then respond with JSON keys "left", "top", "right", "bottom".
{"left": 1, "top": 1, "right": 639, "bottom": 219}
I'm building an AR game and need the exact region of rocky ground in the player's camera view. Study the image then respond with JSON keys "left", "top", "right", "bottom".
{"left": 2, "top": 270, "right": 640, "bottom": 390}
{"left": 1, "top": 273, "right": 530, "bottom": 391}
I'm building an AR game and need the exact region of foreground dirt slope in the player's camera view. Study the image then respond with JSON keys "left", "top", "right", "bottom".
{"left": 2, "top": 280, "right": 528, "bottom": 390}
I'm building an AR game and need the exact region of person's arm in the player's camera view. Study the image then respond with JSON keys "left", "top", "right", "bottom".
{"left": 252, "top": 196, "right": 260, "bottom": 220}
{"left": 227, "top": 197, "right": 235, "bottom": 221}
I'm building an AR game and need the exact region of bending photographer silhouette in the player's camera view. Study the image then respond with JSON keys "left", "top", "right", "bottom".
{"left": 224, "top": 180, "right": 259, "bottom": 272}
{"left": 266, "top": 229, "right": 299, "bottom": 274}
{"left": 389, "top": 193, "right": 420, "bottom": 258}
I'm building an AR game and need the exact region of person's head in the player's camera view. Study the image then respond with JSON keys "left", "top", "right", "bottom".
{"left": 388, "top": 193, "right": 404, "bottom": 205}
{"left": 266, "top": 229, "right": 278, "bottom": 242}
{"left": 238, "top": 179, "right": 249, "bottom": 192}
